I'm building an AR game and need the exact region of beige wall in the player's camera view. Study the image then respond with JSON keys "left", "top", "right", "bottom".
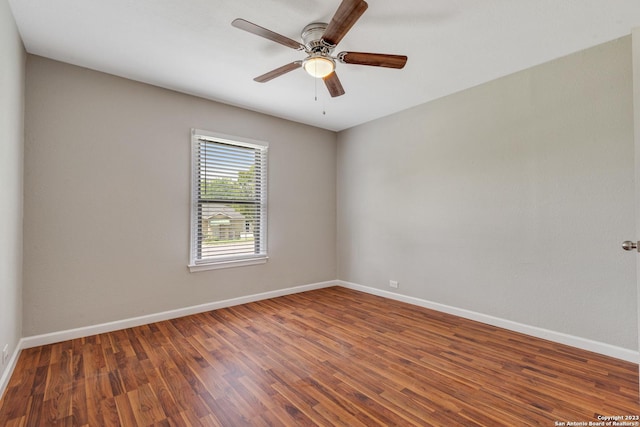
{"left": 23, "top": 56, "right": 337, "bottom": 336}
{"left": 337, "top": 37, "right": 638, "bottom": 350}
{"left": 0, "top": 0, "right": 24, "bottom": 382}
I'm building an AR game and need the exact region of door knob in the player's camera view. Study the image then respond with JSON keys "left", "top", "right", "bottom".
{"left": 622, "top": 241, "right": 639, "bottom": 251}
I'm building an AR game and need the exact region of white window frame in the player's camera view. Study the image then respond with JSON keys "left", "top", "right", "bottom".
{"left": 189, "top": 129, "right": 268, "bottom": 272}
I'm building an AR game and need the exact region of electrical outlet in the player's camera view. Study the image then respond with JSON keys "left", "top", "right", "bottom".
{"left": 2, "top": 344, "right": 8, "bottom": 365}
{"left": 389, "top": 280, "right": 399, "bottom": 289}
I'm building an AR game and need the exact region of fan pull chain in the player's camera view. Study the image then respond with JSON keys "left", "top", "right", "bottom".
{"left": 313, "top": 77, "right": 326, "bottom": 116}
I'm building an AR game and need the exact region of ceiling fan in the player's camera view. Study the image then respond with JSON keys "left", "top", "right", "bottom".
{"left": 231, "top": 0, "right": 408, "bottom": 98}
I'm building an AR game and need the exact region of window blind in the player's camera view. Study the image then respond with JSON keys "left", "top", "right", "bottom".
{"left": 190, "top": 130, "right": 268, "bottom": 267}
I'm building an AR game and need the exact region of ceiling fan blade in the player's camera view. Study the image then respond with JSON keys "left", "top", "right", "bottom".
{"left": 338, "top": 52, "right": 408, "bottom": 69}
{"left": 323, "top": 72, "right": 345, "bottom": 97}
{"left": 254, "top": 61, "right": 302, "bottom": 83}
{"left": 321, "top": 0, "right": 368, "bottom": 47}
{"left": 232, "top": 18, "right": 305, "bottom": 51}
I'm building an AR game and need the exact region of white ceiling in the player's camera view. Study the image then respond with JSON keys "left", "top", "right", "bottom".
{"left": 8, "top": 0, "right": 640, "bottom": 131}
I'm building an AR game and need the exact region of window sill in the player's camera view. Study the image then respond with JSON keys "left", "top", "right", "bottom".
{"left": 188, "top": 256, "right": 268, "bottom": 272}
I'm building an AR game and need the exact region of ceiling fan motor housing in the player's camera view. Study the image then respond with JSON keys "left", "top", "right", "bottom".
{"left": 301, "top": 22, "right": 334, "bottom": 54}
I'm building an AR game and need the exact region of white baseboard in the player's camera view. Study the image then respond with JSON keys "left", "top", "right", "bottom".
{"left": 338, "top": 280, "right": 639, "bottom": 364}
{"left": 21, "top": 280, "right": 338, "bottom": 349}
{"left": 0, "top": 338, "right": 25, "bottom": 401}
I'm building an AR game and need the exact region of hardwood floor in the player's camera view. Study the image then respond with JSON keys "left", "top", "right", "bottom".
{"left": 0, "top": 287, "right": 638, "bottom": 426}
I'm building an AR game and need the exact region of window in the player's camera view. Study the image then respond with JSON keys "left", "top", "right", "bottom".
{"left": 189, "top": 129, "right": 268, "bottom": 271}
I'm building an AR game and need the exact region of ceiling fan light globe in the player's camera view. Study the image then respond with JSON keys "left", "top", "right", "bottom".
{"left": 303, "top": 56, "right": 335, "bottom": 78}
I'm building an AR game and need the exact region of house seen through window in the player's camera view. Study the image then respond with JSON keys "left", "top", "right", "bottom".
{"left": 189, "top": 129, "right": 268, "bottom": 271}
